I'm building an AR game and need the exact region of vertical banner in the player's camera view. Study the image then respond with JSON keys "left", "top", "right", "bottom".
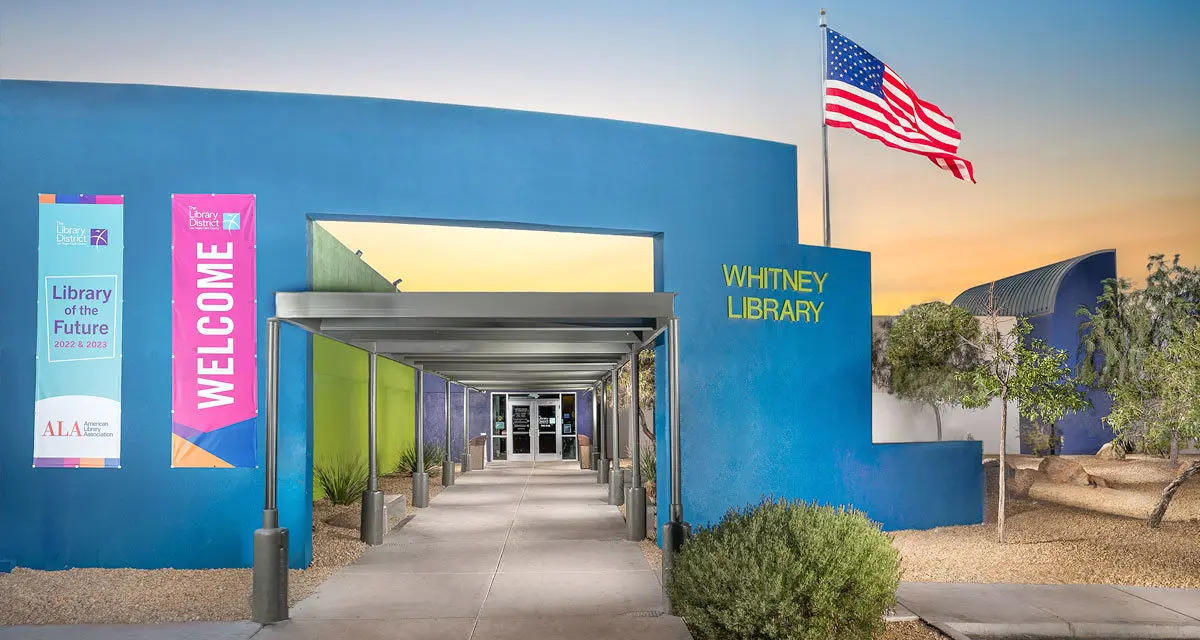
{"left": 34, "top": 194, "right": 124, "bottom": 468}
{"left": 171, "top": 195, "right": 258, "bottom": 468}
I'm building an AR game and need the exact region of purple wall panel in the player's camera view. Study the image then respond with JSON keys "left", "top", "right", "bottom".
{"left": 576, "top": 390, "right": 594, "bottom": 442}
{"left": 416, "top": 374, "right": 505, "bottom": 463}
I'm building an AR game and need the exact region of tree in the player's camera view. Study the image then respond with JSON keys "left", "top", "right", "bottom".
{"left": 604, "top": 349, "right": 656, "bottom": 448}
{"left": 1078, "top": 254, "right": 1200, "bottom": 463}
{"left": 873, "top": 302, "right": 982, "bottom": 441}
{"left": 960, "top": 286, "right": 1088, "bottom": 543}
{"left": 1124, "top": 324, "right": 1200, "bottom": 527}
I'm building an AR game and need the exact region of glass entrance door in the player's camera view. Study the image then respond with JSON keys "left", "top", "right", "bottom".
{"left": 535, "top": 402, "right": 561, "bottom": 461}
{"left": 509, "top": 401, "right": 533, "bottom": 461}
{"left": 507, "top": 398, "right": 561, "bottom": 461}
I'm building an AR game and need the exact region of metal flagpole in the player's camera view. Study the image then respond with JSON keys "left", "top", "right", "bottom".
{"left": 820, "top": 8, "right": 831, "bottom": 248}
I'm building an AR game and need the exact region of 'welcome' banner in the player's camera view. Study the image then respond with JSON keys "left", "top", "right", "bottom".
{"left": 171, "top": 194, "right": 258, "bottom": 468}
{"left": 34, "top": 194, "right": 124, "bottom": 468}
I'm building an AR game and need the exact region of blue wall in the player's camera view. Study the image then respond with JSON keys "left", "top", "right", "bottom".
{"left": 654, "top": 243, "right": 983, "bottom": 535}
{"left": 0, "top": 80, "right": 981, "bottom": 571}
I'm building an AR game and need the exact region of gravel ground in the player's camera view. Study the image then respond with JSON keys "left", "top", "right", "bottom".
{"left": 0, "top": 472, "right": 443, "bottom": 625}
{"left": 377, "top": 466, "right": 449, "bottom": 509}
{"left": 638, "top": 538, "right": 663, "bottom": 571}
{"left": 881, "top": 621, "right": 949, "bottom": 639}
{"left": 894, "top": 498, "right": 1200, "bottom": 587}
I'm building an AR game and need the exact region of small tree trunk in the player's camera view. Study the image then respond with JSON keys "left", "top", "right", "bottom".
{"left": 931, "top": 403, "right": 943, "bottom": 442}
{"left": 1169, "top": 430, "right": 1180, "bottom": 465}
{"left": 1148, "top": 461, "right": 1199, "bottom": 528}
{"left": 639, "top": 405, "right": 655, "bottom": 442}
{"left": 998, "top": 388, "right": 1008, "bottom": 544}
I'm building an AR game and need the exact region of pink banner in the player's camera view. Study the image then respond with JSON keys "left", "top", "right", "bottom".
{"left": 171, "top": 194, "right": 258, "bottom": 468}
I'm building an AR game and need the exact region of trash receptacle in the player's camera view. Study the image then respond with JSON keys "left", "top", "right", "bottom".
{"left": 469, "top": 435, "right": 487, "bottom": 469}
{"left": 578, "top": 435, "right": 592, "bottom": 470}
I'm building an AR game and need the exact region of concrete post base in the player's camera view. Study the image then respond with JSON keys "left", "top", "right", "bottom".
{"left": 442, "top": 460, "right": 455, "bottom": 487}
{"left": 608, "top": 462, "right": 624, "bottom": 506}
{"left": 598, "top": 460, "right": 610, "bottom": 484}
{"left": 251, "top": 524, "right": 289, "bottom": 624}
{"left": 412, "top": 472, "right": 430, "bottom": 508}
{"left": 360, "top": 489, "right": 385, "bottom": 545}
{"left": 590, "top": 450, "right": 600, "bottom": 472}
{"left": 461, "top": 452, "right": 472, "bottom": 473}
{"left": 659, "top": 520, "right": 690, "bottom": 614}
{"left": 626, "top": 487, "right": 646, "bottom": 541}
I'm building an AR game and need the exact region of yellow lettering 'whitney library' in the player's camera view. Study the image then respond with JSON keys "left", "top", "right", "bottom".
{"left": 722, "top": 264, "right": 828, "bottom": 323}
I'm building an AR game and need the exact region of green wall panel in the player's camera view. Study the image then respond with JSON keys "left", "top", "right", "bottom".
{"left": 310, "top": 222, "right": 396, "bottom": 293}
{"left": 312, "top": 337, "right": 414, "bottom": 500}
{"left": 310, "top": 221, "right": 414, "bottom": 501}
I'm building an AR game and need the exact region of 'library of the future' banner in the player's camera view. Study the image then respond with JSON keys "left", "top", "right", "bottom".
{"left": 34, "top": 194, "right": 124, "bottom": 469}
{"left": 171, "top": 194, "right": 258, "bottom": 468}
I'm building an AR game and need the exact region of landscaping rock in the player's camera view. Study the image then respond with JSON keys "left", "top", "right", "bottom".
{"left": 1009, "top": 468, "right": 1039, "bottom": 498}
{"left": 1093, "top": 476, "right": 1108, "bottom": 489}
{"left": 1039, "top": 456, "right": 1092, "bottom": 486}
{"left": 1096, "top": 442, "right": 1125, "bottom": 460}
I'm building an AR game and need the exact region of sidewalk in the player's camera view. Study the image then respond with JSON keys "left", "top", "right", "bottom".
{"left": 256, "top": 460, "right": 688, "bottom": 640}
{"left": 898, "top": 582, "right": 1200, "bottom": 639}
{"left": 1, "top": 462, "right": 688, "bottom": 640}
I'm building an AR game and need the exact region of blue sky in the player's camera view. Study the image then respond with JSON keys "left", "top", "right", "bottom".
{"left": 4, "top": 0, "right": 1198, "bottom": 311}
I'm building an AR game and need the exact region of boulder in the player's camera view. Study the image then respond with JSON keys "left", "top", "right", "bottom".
{"left": 1038, "top": 456, "right": 1092, "bottom": 486}
{"left": 1096, "top": 441, "right": 1125, "bottom": 460}
{"left": 1009, "top": 468, "right": 1039, "bottom": 498}
{"left": 1092, "top": 476, "right": 1108, "bottom": 489}
{"left": 983, "top": 458, "right": 1017, "bottom": 478}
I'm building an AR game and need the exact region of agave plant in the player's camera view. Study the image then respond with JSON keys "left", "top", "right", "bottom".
{"left": 395, "top": 444, "right": 443, "bottom": 475}
{"left": 314, "top": 454, "right": 369, "bottom": 505}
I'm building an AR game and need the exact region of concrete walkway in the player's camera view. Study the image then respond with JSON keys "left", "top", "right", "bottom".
{"left": 258, "top": 460, "right": 690, "bottom": 640}
{"left": 899, "top": 582, "right": 1200, "bottom": 639}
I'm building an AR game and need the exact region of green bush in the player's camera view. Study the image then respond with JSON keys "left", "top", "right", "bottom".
{"left": 667, "top": 497, "right": 900, "bottom": 640}
{"left": 395, "top": 444, "right": 443, "bottom": 475}
{"left": 314, "top": 454, "right": 369, "bottom": 505}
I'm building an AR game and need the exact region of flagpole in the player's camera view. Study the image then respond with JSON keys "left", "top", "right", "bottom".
{"left": 819, "top": 8, "right": 831, "bottom": 247}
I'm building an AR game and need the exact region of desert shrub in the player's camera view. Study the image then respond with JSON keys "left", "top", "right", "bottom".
{"left": 667, "top": 497, "right": 899, "bottom": 640}
{"left": 395, "top": 444, "right": 444, "bottom": 475}
{"left": 640, "top": 441, "right": 657, "bottom": 485}
{"left": 1022, "top": 421, "right": 1063, "bottom": 457}
{"left": 314, "top": 454, "right": 369, "bottom": 506}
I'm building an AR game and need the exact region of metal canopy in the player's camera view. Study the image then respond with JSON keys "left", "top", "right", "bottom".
{"left": 255, "top": 290, "right": 688, "bottom": 620}
{"left": 275, "top": 291, "right": 674, "bottom": 391}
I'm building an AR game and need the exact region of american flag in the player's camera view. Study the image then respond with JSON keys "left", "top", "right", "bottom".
{"left": 824, "top": 29, "right": 975, "bottom": 183}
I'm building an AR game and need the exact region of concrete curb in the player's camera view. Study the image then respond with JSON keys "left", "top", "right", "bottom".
{"left": 383, "top": 494, "right": 406, "bottom": 520}
{"left": 933, "top": 621, "right": 1200, "bottom": 639}
{"left": 884, "top": 603, "right": 919, "bottom": 623}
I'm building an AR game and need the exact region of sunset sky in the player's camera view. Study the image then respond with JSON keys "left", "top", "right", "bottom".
{"left": 4, "top": 1, "right": 1197, "bottom": 312}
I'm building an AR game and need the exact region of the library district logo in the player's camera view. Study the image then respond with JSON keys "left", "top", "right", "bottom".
{"left": 187, "top": 206, "right": 241, "bottom": 231}
{"left": 55, "top": 222, "right": 108, "bottom": 247}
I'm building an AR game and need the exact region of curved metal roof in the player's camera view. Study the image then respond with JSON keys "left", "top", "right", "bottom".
{"left": 952, "top": 250, "right": 1115, "bottom": 317}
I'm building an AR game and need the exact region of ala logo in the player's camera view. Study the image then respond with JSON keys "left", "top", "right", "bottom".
{"left": 43, "top": 420, "right": 83, "bottom": 437}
